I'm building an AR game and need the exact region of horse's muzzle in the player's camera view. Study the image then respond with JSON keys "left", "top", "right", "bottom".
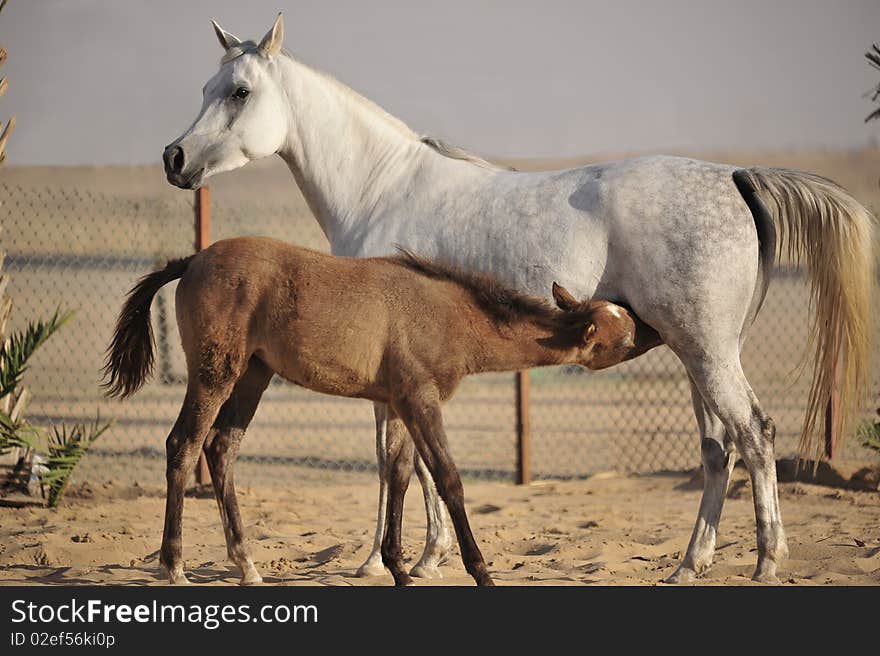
{"left": 162, "top": 145, "right": 203, "bottom": 189}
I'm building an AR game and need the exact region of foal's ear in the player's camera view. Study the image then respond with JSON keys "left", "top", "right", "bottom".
{"left": 257, "top": 13, "right": 285, "bottom": 58}
{"left": 552, "top": 282, "right": 580, "bottom": 312}
{"left": 583, "top": 322, "right": 597, "bottom": 344}
{"left": 211, "top": 20, "right": 242, "bottom": 50}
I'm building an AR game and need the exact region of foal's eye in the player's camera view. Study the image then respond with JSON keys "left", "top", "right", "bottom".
{"left": 232, "top": 87, "right": 250, "bottom": 100}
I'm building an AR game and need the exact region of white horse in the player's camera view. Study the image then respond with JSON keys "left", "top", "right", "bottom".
{"left": 161, "top": 14, "right": 874, "bottom": 585}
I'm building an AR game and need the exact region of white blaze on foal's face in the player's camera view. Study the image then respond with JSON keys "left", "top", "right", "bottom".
{"left": 163, "top": 15, "right": 289, "bottom": 189}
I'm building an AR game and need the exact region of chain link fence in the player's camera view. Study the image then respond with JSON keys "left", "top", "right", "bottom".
{"left": 2, "top": 179, "right": 878, "bottom": 489}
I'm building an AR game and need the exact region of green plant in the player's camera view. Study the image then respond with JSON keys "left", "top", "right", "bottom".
{"left": 0, "top": 309, "right": 70, "bottom": 402}
{"left": 0, "top": 310, "right": 70, "bottom": 457}
{"left": 43, "top": 418, "right": 109, "bottom": 508}
{"left": 857, "top": 406, "right": 880, "bottom": 454}
{"left": 0, "top": 310, "right": 111, "bottom": 506}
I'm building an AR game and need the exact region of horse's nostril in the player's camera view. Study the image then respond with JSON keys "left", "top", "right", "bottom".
{"left": 171, "top": 147, "right": 184, "bottom": 174}
{"left": 164, "top": 146, "right": 185, "bottom": 175}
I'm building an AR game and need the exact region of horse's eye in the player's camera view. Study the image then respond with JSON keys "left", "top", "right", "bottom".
{"left": 233, "top": 87, "right": 250, "bottom": 100}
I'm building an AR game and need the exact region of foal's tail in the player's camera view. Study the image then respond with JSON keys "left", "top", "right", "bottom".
{"left": 103, "top": 255, "right": 195, "bottom": 399}
{"left": 734, "top": 167, "right": 877, "bottom": 460}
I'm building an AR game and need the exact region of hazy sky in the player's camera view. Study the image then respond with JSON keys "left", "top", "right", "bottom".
{"left": 2, "top": 0, "right": 879, "bottom": 165}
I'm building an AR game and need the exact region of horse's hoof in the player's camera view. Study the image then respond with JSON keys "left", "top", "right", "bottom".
{"left": 394, "top": 573, "right": 415, "bottom": 587}
{"left": 240, "top": 572, "right": 263, "bottom": 586}
{"left": 751, "top": 568, "right": 780, "bottom": 584}
{"left": 409, "top": 563, "right": 443, "bottom": 579}
{"left": 355, "top": 559, "right": 387, "bottom": 578}
{"left": 664, "top": 566, "right": 697, "bottom": 584}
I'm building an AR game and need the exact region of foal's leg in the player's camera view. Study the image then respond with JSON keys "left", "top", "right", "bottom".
{"left": 394, "top": 389, "right": 493, "bottom": 586}
{"left": 203, "top": 357, "right": 272, "bottom": 585}
{"left": 681, "top": 354, "right": 787, "bottom": 583}
{"left": 356, "top": 403, "right": 391, "bottom": 577}
{"left": 666, "top": 378, "right": 738, "bottom": 583}
{"left": 380, "top": 412, "right": 416, "bottom": 586}
{"left": 160, "top": 382, "right": 235, "bottom": 584}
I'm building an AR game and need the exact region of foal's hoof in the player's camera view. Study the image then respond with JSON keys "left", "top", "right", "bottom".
{"left": 355, "top": 559, "right": 387, "bottom": 578}
{"left": 393, "top": 573, "right": 415, "bottom": 587}
{"left": 409, "top": 563, "right": 443, "bottom": 579}
{"left": 664, "top": 566, "right": 698, "bottom": 584}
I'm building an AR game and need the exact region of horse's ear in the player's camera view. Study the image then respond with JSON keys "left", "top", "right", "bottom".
{"left": 583, "top": 322, "right": 597, "bottom": 344}
{"left": 257, "top": 12, "right": 284, "bottom": 58}
{"left": 212, "top": 20, "right": 242, "bottom": 50}
{"left": 552, "top": 282, "right": 579, "bottom": 312}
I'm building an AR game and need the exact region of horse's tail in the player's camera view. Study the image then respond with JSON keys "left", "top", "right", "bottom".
{"left": 103, "top": 255, "right": 195, "bottom": 399}
{"left": 733, "top": 167, "right": 876, "bottom": 460}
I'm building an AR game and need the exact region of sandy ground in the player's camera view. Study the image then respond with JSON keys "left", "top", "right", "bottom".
{"left": 1, "top": 468, "right": 878, "bottom": 586}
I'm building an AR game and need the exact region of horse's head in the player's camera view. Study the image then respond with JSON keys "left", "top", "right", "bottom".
{"left": 163, "top": 14, "right": 289, "bottom": 189}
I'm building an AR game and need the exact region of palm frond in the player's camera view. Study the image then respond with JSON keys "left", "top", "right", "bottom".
{"left": 43, "top": 415, "right": 110, "bottom": 508}
{"left": 0, "top": 309, "right": 71, "bottom": 400}
{"left": 0, "top": 408, "right": 42, "bottom": 454}
{"left": 857, "top": 405, "right": 880, "bottom": 454}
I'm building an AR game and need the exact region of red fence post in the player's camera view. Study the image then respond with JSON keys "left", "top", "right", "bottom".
{"left": 194, "top": 186, "right": 211, "bottom": 486}
{"left": 515, "top": 370, "right": 531, "bottom": 484}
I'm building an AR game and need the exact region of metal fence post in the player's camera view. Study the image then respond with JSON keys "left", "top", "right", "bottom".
{"left": 515, "top": 370, "right": 531, "bottom": 484}
{"left": 823, "top": 357, "right": 840, "bottom": 460}
{"left": 194, "top": 186, "right": 211, "bottom": 486}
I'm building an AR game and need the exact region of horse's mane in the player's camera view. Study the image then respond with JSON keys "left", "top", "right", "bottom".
{"left": 419, "top": 136, "right": 516, "bottom": 172}
{"left": 392, "top": 249, "right": 580, "bottom": 329}
{"left": 220, "top": 41, "right": 259, "bottom": 64}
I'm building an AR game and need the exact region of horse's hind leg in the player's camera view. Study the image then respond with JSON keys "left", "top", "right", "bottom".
{"left": 666, "top": 378, "right": 737, "bottom": 583}
{"left": 357, "top": 403, "right": 453, "bottom": 580}
{"left": 203, "top": 356, "right": 273, "bottom": 585}
{"left": 679, "top": 353, "right": 787, "bottom": 583}
{"left": 393, "top": 387, "right": 493, "bottom": 586}
{"left": 409, "top": 454, "right": 454, "bottom": 579}
{"left": 160, "top": 381, "right": 236, "bottom": 584}
{"left": 380, "top": 411, "right": 416, "bottom": 586}
{"left": 356, "top": 403, "right": 392, "bottom": 577}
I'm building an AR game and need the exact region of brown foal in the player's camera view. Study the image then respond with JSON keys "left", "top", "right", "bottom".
{"left": 104, "top": 236, "right": 661, "bottom": 586}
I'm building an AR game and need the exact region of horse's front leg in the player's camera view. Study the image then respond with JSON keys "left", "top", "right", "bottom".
{"left": 409, "top": 454, "right": 454, "bottom": 578}
{"left": 356, "top": 403, "right": 391, "bottom": 577}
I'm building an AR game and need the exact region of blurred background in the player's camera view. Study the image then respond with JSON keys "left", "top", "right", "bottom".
{"left": 1, "top": 1, "right": 879, "bottom": 488}
{"left": 3, "top": 0, "right": 880, "bottom": 163}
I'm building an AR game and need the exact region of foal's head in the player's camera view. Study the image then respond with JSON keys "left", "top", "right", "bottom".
{"left": 550, "top": 283, "right": 652, "bottom": 370}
